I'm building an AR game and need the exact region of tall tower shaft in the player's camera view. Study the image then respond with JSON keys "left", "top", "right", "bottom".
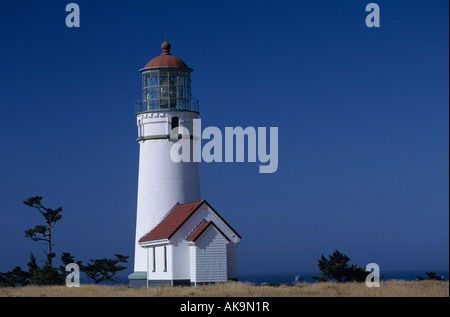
{"left": 130, "top": 42, "right": 201, "bottom": 282}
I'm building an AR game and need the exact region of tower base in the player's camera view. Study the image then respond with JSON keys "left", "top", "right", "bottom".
{"left": 128, "top": 272, "right": 147, "bottom": 287}
{"left": 128, "top": 272, "right": 193, "bottom": 287}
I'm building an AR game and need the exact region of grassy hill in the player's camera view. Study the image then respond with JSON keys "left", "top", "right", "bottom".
{"left": 0, "top": 280, "right": 448, "bottom": 297}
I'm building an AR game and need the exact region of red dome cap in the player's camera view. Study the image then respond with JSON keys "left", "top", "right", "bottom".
{"left": 143, "top": 42, "right": 188, "bottom": 69}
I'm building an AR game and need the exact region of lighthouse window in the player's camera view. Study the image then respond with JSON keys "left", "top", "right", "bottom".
{"left": 138, "top": 119, "right": 141, "bottom": 138}
{"left": 163, "top": 246, "right": 167, "bottom": 272}
{"left": 152, "top": 247, "right": 156, "bottom": 272}
{"left": 172, "top": 116, "right": 179, "bottom": 133}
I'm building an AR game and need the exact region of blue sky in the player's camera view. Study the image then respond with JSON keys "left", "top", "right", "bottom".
{"left": 0, "top": 0, "right": 448, "bottom": 278}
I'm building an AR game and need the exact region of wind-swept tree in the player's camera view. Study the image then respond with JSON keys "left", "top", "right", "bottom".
{"left": 23, "top": 196, "right": 62, "bottom": 266}
{"left": 0, "top": 196, "right": 130, "bottom": 287}
{"left": 416, "top": 272, "right": 445, "bottom": 281}
{"left": 82, "top": 254, "right": 129, "bottom": 284}
{"left": 0, "top": 266, "right": 30, "bottom": 287}
{"left": 311, "top": 249, "right": 370, "bottom": 283}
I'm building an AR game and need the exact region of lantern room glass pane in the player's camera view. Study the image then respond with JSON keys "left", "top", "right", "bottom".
{"left": 141, "top": 69, "right": 193, "bottom": 112}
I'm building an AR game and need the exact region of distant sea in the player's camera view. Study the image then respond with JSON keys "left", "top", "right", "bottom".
{"left": 111, "top": 269, "right": 449, "bottom": 285}
{"left": 237, "top": 269, "right": 450, "bottom": 284}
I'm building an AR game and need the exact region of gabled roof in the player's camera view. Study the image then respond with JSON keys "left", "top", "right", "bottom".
{"left": 186, "top": 220, "right": 230, "bottom": 242}
{"left": 138, "top": 200, "right": 241, "bottom": 243}
{"left": 139, "top": 200, "right": 202, "bottom": 242}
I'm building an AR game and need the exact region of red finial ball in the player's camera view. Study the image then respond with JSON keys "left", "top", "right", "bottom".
{"left": 161, "top": 41, "right": 171, "bottom": 54}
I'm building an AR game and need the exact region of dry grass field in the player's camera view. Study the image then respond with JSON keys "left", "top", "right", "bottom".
{"left": 0, "top": 280, "right": 448, "bottom": 297}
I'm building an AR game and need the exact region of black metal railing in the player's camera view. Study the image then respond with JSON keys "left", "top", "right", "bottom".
{"left": 135, "top": 98, "right": 199, "bottom": 114}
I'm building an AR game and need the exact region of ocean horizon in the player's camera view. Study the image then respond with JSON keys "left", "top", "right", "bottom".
{"left": 103, "top": 268, "right": 449, "bottom": 285}
{"left": 237, "top": 269, "right": 450, "bottom": 284}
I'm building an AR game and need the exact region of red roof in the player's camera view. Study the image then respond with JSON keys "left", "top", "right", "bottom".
{"left": 139, "top": 200, "right": 241, "bottom": 243}
{"left": 186, "top": 220, "right": 230, "bottom": 242}
{"left": 142, "top": 41, "right": 189, "bottom": 69}
{"left": 139, "top": 200, "right": 203, "bottom": 242}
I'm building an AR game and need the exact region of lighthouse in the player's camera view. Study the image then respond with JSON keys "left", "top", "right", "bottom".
{"left": 129, "top": 41, "right": 241, "bottom": 287}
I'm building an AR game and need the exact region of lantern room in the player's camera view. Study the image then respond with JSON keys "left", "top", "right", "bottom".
{"left": 136, "top": 42, "right": 199, "bottom": 114}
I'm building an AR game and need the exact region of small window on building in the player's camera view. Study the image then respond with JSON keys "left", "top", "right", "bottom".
{"left": 171, "top": 116, "right": 179, "bottom": 134}
{"left": 138, "top": 119, "right": 141, "bottom": 138}
{"left": 163, "top": 246, "right": 167, "bottom": 272}
{"left": 152, "top": 247, "right": 156, "bottom": 272}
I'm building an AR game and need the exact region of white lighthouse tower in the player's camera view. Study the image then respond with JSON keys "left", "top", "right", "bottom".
{"left": 129, "top": 41, "right": 241, "bottom": 287}
{"left": 129, "top": 41, "right": 201, "bottom": 285}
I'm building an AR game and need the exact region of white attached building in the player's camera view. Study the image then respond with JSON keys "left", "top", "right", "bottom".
{"left": 133, "top": 200, "right": 241, "bottom": 286}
